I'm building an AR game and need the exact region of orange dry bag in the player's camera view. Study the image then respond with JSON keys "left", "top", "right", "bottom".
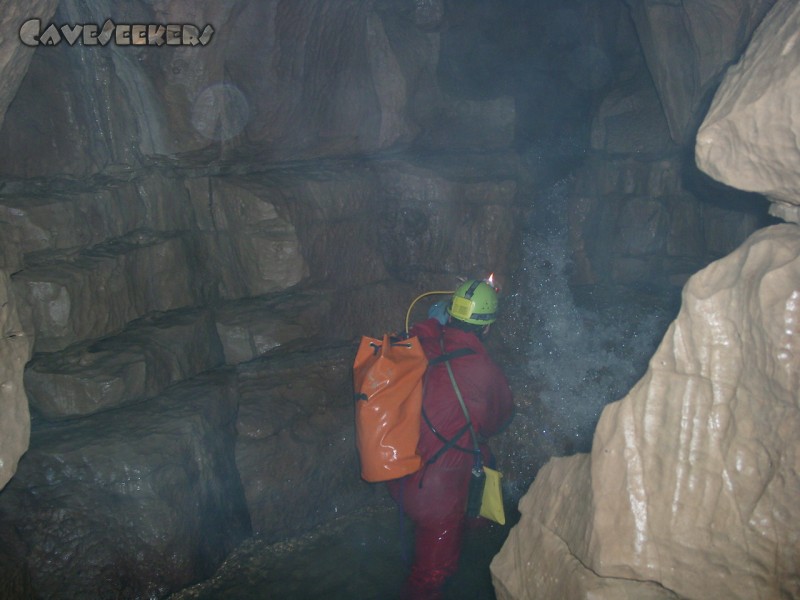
{"left": 353, "top": 334, "right": 428, "bottom": 482}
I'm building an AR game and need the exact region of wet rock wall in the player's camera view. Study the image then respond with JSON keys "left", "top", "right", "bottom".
{"left": 492, "top": 1, "right": 800, "bottom": 597}
{"left": 492, "top": 223, "right": 800, "bottom": 599}
{"left": 0, "top": 2, "right": 505, "bottom": 596}
{"left": 0, "top": 0, "right": 788, "bottom": 597}
{"left": 0, "top": 157, "right": 519, "bottom": 598}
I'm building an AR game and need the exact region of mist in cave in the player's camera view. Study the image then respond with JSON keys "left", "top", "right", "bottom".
{"left": 0, "top": 0, "right": 791, "bottom": 599}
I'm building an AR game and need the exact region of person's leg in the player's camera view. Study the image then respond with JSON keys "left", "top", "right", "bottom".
{"left": 402, "top": 518, "right": 464, "bottom": 600}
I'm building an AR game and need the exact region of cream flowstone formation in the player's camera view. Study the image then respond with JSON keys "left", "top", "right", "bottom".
{"left": 492, "top": 223, "right": 800, "bottom": 599}
{"left": 492, "top": 0, "right": 800, "bottom": 597}
{"left": 696, "top": 0, "right": 800, "bottom": 224}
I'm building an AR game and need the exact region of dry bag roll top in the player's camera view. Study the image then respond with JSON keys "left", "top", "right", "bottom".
{"left": 353, "top": 334, "right": 428, "bottom": 482}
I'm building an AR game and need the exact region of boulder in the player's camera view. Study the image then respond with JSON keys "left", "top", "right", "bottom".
{"left": 0, "top": 370, "right": 251, "bottom": 599}
{"left": 696, "top": 0, "right": 800, "bottom": 224}
{"left": 492, "top": 224, "right": 800, "bottom": 599}
{"left": 235, "top": 346, "right": 374, "bottom": 541}
{"left": 492, "top": 454, "right": 679, "bottom": 600}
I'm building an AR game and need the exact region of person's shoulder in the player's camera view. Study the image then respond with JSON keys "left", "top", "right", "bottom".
{"left": 444, "top": 327, "right": 485, "bottom": 351}
{"left": 409, "top": 317, "right": 442, "bottom": 340}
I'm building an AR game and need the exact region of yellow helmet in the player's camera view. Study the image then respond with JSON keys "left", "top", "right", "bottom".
{"left": 447, "top": 279, "right": 498, "bottom": 325}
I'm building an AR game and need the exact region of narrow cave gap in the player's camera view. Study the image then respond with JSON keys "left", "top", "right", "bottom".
{"left": 0, "top": 1, "right": 792, "bottom": 599}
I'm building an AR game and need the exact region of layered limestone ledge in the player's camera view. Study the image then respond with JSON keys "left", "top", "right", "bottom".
{"left": 696, "top": 0, "right": 800, "bottom": 223}
{"left": 492, "top": 223, "right": 800, "bottom": 599}
{"left": 186, "top": 177, "right": 308, "bottom": 300}
{"left": 567, "top": 155, "right": 764, "bottom": 287}
{"left": 0, "top": 270, "right": 33, "bottom": 491}
{"left": 24, "top": 308, "right": 224, "bottom": 420}
{"left": 0, "top": 173, "right": 196, "bottom": 272}
{"left": 214, "top": 292, "right": 330, "bottom": 365}
{"left": 11, "top": 230, "right": 201, "bottom": 353}
{"left": 24, "top": 289, "right": 335, "bottom": 419}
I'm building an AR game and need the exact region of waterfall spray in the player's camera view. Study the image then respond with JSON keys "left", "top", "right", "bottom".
{"left": 511, "top": 177, "right": 677, "bottom": 465}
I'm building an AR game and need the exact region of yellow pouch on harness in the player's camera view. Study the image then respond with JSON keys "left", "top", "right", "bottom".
{"left": 480, "top": 466, "right": 505, "bottom": 525}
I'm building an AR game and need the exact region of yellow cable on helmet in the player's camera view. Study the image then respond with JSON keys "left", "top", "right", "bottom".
{"left": 405, "top": 290, "right": 455, "bottom": 334}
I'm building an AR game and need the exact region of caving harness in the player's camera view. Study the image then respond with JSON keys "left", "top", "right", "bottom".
{"left": 418, "top": 343, "right": 477, "bottom": 473}
{"left": 353, "top": 279, "right": 505, "bottom": 523}
{"left": 419, "top": 338, "right": 503, "bottom": 524}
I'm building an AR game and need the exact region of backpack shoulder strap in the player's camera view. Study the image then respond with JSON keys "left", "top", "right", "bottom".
{"left": 427, "top": 346, "right": 475, "bottom": 366}
{"left": 421, "top": 341, "right": 480, "bottom": 462}
{"left": 420, "top": 344, "right": 477, "bottom": 458}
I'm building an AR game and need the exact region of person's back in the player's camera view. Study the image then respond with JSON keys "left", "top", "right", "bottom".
{"left": 387, "top": 279, "right": 514, "bottom": 599}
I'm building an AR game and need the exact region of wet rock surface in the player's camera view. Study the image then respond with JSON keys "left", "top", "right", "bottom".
{"left": 0, "top": 270, "right": 33, "bottom": 491}
{"left": 0, "top": 0, "right": 59, "bottom": 133}
{"left": 626, "top": 0, "right": 776, "bottom": 144}
{"left": 696, "top": 0, "right": 800, "bottom": 223}
{"left": 492, "top": 224, "right": 800, "bottom": 599}
{"left": 235, "top": 345, "right": 372, "bottom": 541}
{"left": 0, "top": 0, "right": 791, "bottom": 597}
{"left": 25, "top": 308, "right": 224, "bottom": 419}
{"left": 169, "top": 505, "right": 515, "bottom": 600}
{"left": 0, "top": 370, "right": 251, "bottom": 599}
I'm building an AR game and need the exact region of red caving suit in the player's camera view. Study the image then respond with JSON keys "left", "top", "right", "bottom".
{"left": 387, "top": 318, "right": 514, "bottom": 599}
